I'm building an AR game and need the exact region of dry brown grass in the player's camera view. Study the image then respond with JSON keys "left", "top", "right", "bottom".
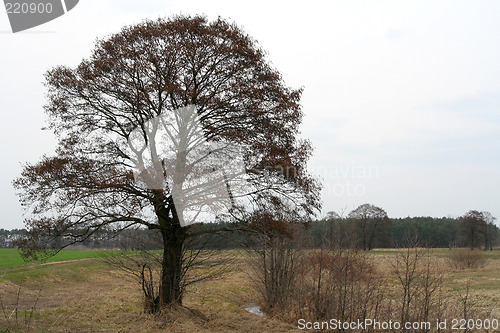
{"left": 0, "top": 254, "right": 299, "bottom": 332}
{"left": 447, "top": 248, "right": 489, "bottom": 270}
{"left": 1, "top": 250, "right": 500, "bottom": 332}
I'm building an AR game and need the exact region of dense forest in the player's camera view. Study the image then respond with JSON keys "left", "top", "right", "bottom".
{"left": 309, "top": 214, "right": 498, "bottom": 250}
{"left": 2, "top": 206, "right": 498, "bottom": 250}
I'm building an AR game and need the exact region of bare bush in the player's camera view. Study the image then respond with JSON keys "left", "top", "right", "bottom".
{"left": 0, "top": 284, "right": 42, "bottom": 332}
{"left": 101, "top": 230, "right": 233, "bottom": 313}
{"left": 447, "top": 248, "right": 488, "bottom": 270}
{"left": 455, "top": 278, "right": 477, "bottom": 333}
{"left": 246, "top": 213, "right": 304, "bottom": 314}
{"left": 391, "top": 236, "right": 444, "bottom": 333}
{"left": 249, "top": 215, "right": 387, "bottom": 329}
{"left": 298, "top": 248, "right": 382, "bottom": 324}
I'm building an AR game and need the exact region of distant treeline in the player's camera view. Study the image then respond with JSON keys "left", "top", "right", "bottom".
{"left": 194, "top": 214, "right": 499, "bottom": 250}
{"left": 3, "top": 213, "right": 498, "bottom": 250}
{"left": 0, "top": 229, "right": 26, "bottom": 248}
{"left": 308, "top": 215, "right": 498, "bottom": 250}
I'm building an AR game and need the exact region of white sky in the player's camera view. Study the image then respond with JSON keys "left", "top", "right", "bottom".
{"left": 1, "top": 0, "right": 499, "bottom": 229}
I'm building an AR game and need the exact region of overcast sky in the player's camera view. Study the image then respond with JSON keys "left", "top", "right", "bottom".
{"left": 1, "top": 0, "right": 499, "bottom": 229}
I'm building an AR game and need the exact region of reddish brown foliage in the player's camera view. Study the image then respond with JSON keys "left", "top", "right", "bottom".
{"left": 14, "top": 15, "right": 321, "bottom": 308}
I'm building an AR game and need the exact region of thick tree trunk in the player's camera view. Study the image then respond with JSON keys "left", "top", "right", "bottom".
{"left": 158, "top": 221, "right": 186, "bottom": 306}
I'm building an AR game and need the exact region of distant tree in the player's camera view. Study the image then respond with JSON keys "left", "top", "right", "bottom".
{"left": 348, "top": 204, "right": 390, "bottom": 251}
{"left": 318, "top": 211, "right": 360, "bottom": 249}
{"left": 0, "top": 229, "right": 7, "bottom": 248}
{"left": 326, "top": 211, "right": 341, "bottom": 220}
{"left": 482, "top": 211, "right": 497, "bottom": 251}
{"left": 458, "top": 210, "right": 486, "bottom": 250}
{"left": 321, "top": 211, "right": 341, "bottom": 248}
{"left": 13, "top": 15, "right": 321, "bottom": 310}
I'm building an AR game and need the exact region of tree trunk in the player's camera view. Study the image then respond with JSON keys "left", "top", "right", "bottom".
{"left": 361, "top": 225, "right": 367, "bottom": 251}
{"left": 158, "top": 221, "right": 186, "bottom": 306}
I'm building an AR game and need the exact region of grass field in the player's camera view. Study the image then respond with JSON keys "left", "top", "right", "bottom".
{"left": 0, "top": 249, "right": 500, "bottom": 332}
{"left": 0, "top": 248, "right": 108, "bottom": 269}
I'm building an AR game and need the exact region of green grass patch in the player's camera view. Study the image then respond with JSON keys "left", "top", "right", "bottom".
{"left": 0, "top": 249, "right": 152, "bottom": 283}
{"left": 0, "top": 258, "right": 108, "bottom": 283}
{"left": 0, "top": 248, "right": 116, "bottom": 269}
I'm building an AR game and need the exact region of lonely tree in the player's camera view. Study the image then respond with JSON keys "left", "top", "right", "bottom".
{"left": 13, "top": 16, "right": 321, "bottom": 309}
{"left": 348, "top": 203, "right": 390, "bottom": 251}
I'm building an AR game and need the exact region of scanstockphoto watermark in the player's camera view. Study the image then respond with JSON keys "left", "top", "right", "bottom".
{"left": 3, "top": 0, "right": 79, "bottom": 33}
{"left": 297, "top": 318, "right": 432, "bottom": 331}
{"left": 311, "top": 163, "right": 380, "bottom": 197}
{"left": 323, "top": 181, "right": 368, "bottom": 197}
{"left": 297, "top": 318, "right": 500, "bottom": 331}
{"left": 257, "top": 163, "right": 379, "bottom": 183}
{"left": 312, "top": 163, "right": 379, "bottom": 181}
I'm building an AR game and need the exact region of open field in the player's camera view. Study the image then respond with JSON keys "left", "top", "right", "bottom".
{"left": 0, "top": 249, "right": 300, "bottom": 332}
{"left": 1, "top": 249, "right": 500, "bottom": 332}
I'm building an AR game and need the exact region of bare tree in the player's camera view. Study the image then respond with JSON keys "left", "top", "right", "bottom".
{"left": 458, "top": 210, "right": 486, "bottom": 250}
{"left": 13, "top": 15, "right": 321, "bottom": 310}
{"left": 245, "top": 210, "right": 305, "bottom": 313}
{"left": 348, "top": 203, "right": 390, "bottom": 251}
{"left": 482, "top": 211, "right": 497, "bottom": 251}
{"left": 392, "top": 235, "right": 443, "bottom": 333}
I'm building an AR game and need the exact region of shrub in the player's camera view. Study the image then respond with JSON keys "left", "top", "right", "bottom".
{"left": 447, "top": 248, "right": 488, "bottom": 270}
{"left": 295, "top": 248, "right": 382, "bottom": 324}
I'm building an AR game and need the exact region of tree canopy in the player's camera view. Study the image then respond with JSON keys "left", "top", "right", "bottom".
{"left": 347, "top": 203, "right": 391, "bottom": 250}
{"left": 13, "top": 15, "right": 321, "bottom": 307}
